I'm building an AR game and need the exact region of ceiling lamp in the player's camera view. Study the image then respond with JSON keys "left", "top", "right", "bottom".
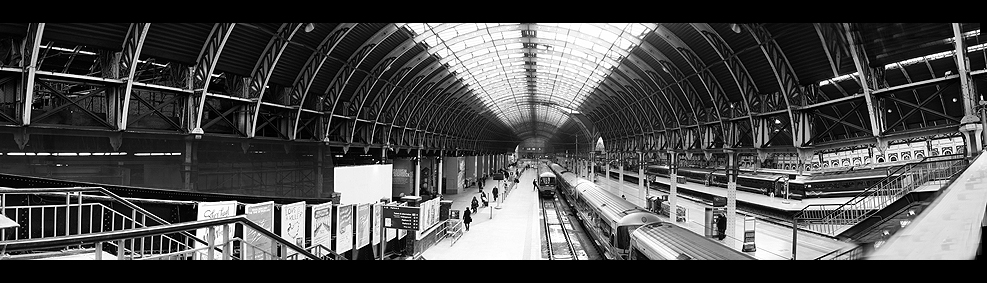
{"left": 730, "top": 23, "right": 742, "bottom": 33}
{"left": 304, "top": 23, "right": 315, "bottom": 33}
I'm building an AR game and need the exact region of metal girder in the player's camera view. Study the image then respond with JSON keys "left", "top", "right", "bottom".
{"left": 598, "top": 76, "right": 650, "bottom": 146}
{"left": 610, "top": 67, "right": 663, "bottom": 133}
{"left": 636, "top": 40, "right": 702, "bottom": 126}
{"left": 117, "top": 23, "right": 151, "bottom": 131}
{"left": 322, "top": 24, "right": 402, "bottom": 142}
{"left": 384, "top": 66, "right": 449, "bottom": 145}
{"left": 370, "top": 58, "right": 442, "bottom": 146}
{"left": 691, "top": 23, "right": 759, "bottom": 149}
{"left": 880, "top": 83, "right": 961, "bottom": 135}
{"left": 394, "top": 73, "right": 457, "bottom": 145}
{"left": 420, "top": 87, "right": 473, "bottom": 148}
{"left": 19, "top": 23, "right": 45, "bottom": 126}
{"left": 287, "top": 23, "right": 357, "bottom": 140}
{"left": 404, "top": 78, "right": 466, "bottom": 144}
{"left": 842, "top": 23, "right": 886, "bottom": 139}
{"left": 346, "top": 37, "right": 418, "bottom": 145}
{"left": 744, "top": 23, "right": 805, "bottom": 148}
{"left": 191, "top": 23, "right": 236, "bottom": 134}
{"left": 242, "top": 23, "right": 304, "bottom": 137}
{"left": 654, "top": 25, "right": 731, "bottom": 150}
{"left": 622, "top": 57, "right": 677, "bottom": 129}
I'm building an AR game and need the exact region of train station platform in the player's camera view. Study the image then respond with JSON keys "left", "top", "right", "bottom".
{"left": 420, "top": 166, "right": 543, "bottom": 260}
{"left": 605, "top": 168, "right": 853, "bottom": 212}
{"left": 592, "top": 173, "right": 853, "bottom": 260}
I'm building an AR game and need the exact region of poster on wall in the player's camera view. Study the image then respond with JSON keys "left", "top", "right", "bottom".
{"left": 243, "top": 201, "right": 274, "bottom": 260}
{"left": 310, "top": 202, "right": 333, "bottom": 252}
{"left": 280, "top": 201, "right": 306, "bottom": 258}
{"left": 372, "top": 203, "right": 383, "bottom": 245}
{"left": 356, "top": 204, "right": 371, "bottom": 248}
{"left": 195, "top": 201, "right": 237, "bottom": 260}
{"left": 336, "top": 204, "right": 354, "bottom": 254}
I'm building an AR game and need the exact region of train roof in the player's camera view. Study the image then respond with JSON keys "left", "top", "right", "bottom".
{"left": 632, "top": 222, "right": 756, "bottom": 260}
{"left": 539, "top": 172, "right": 556, "bottom": 178}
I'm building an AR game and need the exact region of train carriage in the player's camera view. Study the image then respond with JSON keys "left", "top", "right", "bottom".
{"left": 537, "top": 170, "right": 557, "bottom": 197}
{"left": 629, "top": 221, "right": 756, "bottom": 260}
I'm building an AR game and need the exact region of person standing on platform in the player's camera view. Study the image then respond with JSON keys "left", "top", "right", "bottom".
{"left": 716, "top": 214, "right": 727, "bottom": 241}
{"left": 532, "top": 178, "right": 538, "bottom": 191}
{"left": 463, "top": 207, "right": 472, "bottom": 231}
{"left": 492, "top": 186, "right": 499, "bottom": 202}
{"left": 480, "top": 191, "right": 489, "bottom": 207}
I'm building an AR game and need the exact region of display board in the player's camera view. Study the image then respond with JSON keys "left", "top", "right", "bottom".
{"left": 280, "top": 201, "right": 306, "bottom": 257}
{"left": 335, "top": 204, "right": 354, "bottom": 254}
{"left": 243, "top": 201, "right": 274, "bottom": 260}
{"left": 310, "top": 202, "right": 333, "bottom": 251}
{"left": 356, "top": 204, "right": 371, "bottom": 248}
{"left": 195, "top": 201, "right": 236, "bottom": 260}
{"left": 334, "top": 164, "right": 393, "bottom": 205}
{"left": 372, "top": 203, "right": 383, "bottom": 245}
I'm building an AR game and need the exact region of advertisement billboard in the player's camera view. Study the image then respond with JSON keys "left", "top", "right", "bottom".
{"left": 310, "top": 202, "right": 333, "bottom": 252}
{"left": 335, "top": 204, "right": 354, "bottom": 254}
{"left": 280, "top": 201, "right": 306, "bottom": 257}
{"left": 356, "top": 203, "right": 371, "bottom": 248}
{"left": 195, "top": 201, "right": 237, "bottom": 260}
{"left": 243, "top": 201, "right": 274, "bottom": 260}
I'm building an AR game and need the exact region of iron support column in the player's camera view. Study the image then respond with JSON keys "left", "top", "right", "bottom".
{"left": 667, "top": 151, "right": 678, "bottom": 221}
{"left": 726, "top": 149, "right": 739, "bottom": 249}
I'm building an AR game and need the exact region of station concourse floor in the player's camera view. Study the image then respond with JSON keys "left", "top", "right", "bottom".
{"left": 420, "top": 166, "right": 544, "bottom": 260}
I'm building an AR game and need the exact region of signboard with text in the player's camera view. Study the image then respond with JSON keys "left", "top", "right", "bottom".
{"left": 372, "top": 203, "right": 383, "bottom": 245}
{"left": 196, "top": 201, "right": 236, "bottom": 260}
{"left": 356, "top": 204, "right": 371, "bottom": 248}
{"left": 382, "top": 205, "right": 421, "bottom": 230}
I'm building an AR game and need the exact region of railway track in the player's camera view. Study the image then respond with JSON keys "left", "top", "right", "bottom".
{"left": 540, "top": 194, "right": 586, "bottom": 260}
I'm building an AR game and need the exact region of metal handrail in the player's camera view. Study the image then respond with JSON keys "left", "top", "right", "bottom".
{"left": 305, "top": 244, "right": 348, "bottom": 260}
{"left": 0, "top": 215, "right": 321, "bottom": 260}
{"left": 0, "top": 186, "right": 216, "bottom": 254}
{"left": 794, "top": 155, "right": 969, "bottom": 236}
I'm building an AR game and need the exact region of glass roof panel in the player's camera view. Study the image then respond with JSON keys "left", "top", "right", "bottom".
{"left": 405, "top": 23, "right": 653, "bottom": 134}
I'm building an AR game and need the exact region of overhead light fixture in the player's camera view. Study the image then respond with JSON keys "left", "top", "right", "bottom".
{"left": 730, "top": 23, "right": 742, "bottom": 34}
{"left": 304, "top": 23, "right": 315, "bottom": 33}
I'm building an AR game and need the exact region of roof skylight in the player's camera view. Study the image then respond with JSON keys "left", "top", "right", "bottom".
{"left": 404, "top": 23, "right": 655, "bottom": 135}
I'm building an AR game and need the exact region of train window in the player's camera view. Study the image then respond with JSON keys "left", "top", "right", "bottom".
{"left": 631, "top": 247, "right": 651, "bottom": 260}
{"left": 615, "top": 225, "right": 642, "bottom": 250}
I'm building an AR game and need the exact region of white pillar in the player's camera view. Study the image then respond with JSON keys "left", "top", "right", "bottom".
{"left": 437, "top": 151, "right": 444, "bottom": 196}
{"left": 726, "top": 150, "right": 738, "bottom": 248}
{"left": 668, "top": 151, "right": 678, "bottom": 223}
{"left": 638, "top": 152, "right": 645, "bottom": 207}
{"left": 618, "top": 154, "right": 625, "bottom": 198}
{"left": 415, "top": 149, "right": 421, "bottom": 197}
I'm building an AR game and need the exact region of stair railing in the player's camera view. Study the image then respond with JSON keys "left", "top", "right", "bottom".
{"left": 0, "top": 215, "right": 320, "bottom": 260}
{"left": 0, "top": 187, "right": 216, "bottom": 256}
{"left": 794, "top": 154, "right": 968, "bottom": 236}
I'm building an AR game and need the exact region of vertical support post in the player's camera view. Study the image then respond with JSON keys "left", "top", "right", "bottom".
{"left": 95, "top": 242, "right": 103, "bottom": 260}
{"left": 618, "top": 154, "right": 625, "bottom": 198}
{"left": 415, "top": 149, "right": 421, "bottom": 198}
{"left": 952, "top": 23, "right": 984, "bottom": 156}
{"left": 438, "top": 150, "right": 444, "bottom": 196}
{"left": 380, "top": 204, "right": 386, "bottom": 260}
{"left": 590, "top": 152, "right": 595, "bottom": 182}
{"left": 316, "top": 144, "right": 324, "bottom": 198}
{"left": 843, "top": 23, "right": 884, "bottom": 138}
{"left": 116, "top": 239, "right": 125, "bottom": 260}
{"left": 792, "top": 215, "right": 798, "bottom": 260}
{"left": 726, "top": 149, "right": 739, "bottom": 248}
{"left": 77, "top": 192, "right": 82, "bottom": 240}
{"left": 222, "top": 224, "right": 230, "bottom": 260}
{"left": 207, "top": 226, "right": 215, "bottom": 260}
{"left": 183, "top": 138, "right": 197, "bottom": 192}
{"left": 638, "top": 151, "right": 645, "bottom": 207}
{"left": 64, "top": 192, "right": 70, "bottom": 236}
{"left": 668, "top": 151, "right": 678, "bottom": 220}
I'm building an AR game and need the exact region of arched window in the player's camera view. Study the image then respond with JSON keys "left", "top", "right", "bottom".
{"left": 890, "top": 156, "right": 897, "bottom": 161}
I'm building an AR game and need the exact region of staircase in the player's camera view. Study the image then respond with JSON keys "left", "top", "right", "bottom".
{"left": 1, "top": 186, "right": 341, "bottom": 260}
{"left": 794, "top": 154, "right": 969, "bottom": 238}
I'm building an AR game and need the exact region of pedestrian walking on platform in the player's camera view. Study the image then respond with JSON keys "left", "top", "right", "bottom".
{"left": 480, "top": 191, "right": 489, "bottom": 207}
{"left": 532, "top": 179, "right": 538, "bottom": 191}
{"left": 492, "top": 186, "right": 499, "bottom": 202}
{"left": 463, "top": 207, "right": 472, "bottom": 231}
{"left": 471, "top": 197, "right": 479, "bottom": 213}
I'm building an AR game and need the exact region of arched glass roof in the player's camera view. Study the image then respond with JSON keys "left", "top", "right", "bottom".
{"left": 404, "top": 23, "right": 656, "bottom": 136}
